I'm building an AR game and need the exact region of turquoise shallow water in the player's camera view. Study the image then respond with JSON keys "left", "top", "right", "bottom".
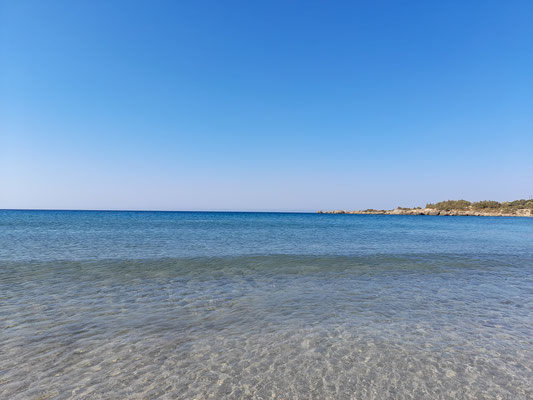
{"left": 1, "top": 210, "right": 532, "bottom": 399}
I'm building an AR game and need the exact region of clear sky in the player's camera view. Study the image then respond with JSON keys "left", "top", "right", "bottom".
{"left": 1, "top": 0, "right": 532, "bottom": 211}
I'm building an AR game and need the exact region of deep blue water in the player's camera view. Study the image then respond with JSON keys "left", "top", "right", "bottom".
{"left": 2, "top": 210, "right": 532, "bottom": 260}
{"left": 1, "top": 210, "right": 532, "bottom": 399}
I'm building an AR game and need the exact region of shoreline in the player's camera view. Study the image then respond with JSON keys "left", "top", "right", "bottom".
{"left": 318, "top": 207, "right": 533, "bottom": 217}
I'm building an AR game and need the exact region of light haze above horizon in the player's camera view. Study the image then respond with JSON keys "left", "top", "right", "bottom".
{"left": 1, "top": 0, "right": 532, "bottom": 212}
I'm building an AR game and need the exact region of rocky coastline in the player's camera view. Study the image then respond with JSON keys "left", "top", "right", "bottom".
{"left": 318, "top": 207, "right": 533, "bottom": 217}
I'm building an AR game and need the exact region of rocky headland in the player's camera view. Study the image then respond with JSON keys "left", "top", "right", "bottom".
{"left": 318, "top": 199, "right": 533, "bottom": 217}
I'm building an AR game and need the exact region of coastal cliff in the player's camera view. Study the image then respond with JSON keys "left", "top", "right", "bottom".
{"left": 319, "top": 199, "right": 533, "bottom": 217}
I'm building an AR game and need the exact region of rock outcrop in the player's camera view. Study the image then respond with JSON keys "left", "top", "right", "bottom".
{"left": 318, "top": 207, "right": 532, "bottom": 217}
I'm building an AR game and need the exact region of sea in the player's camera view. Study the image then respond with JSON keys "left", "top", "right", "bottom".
{"left": 0, "top": 210, "right": 532, "bottom": 399}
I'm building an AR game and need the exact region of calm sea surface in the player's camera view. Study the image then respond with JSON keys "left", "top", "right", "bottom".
{"left": 1, "top": 210, "right": 532, "bottom": 399}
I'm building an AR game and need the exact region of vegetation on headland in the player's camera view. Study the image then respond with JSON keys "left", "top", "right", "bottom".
{"left": 426, "top": 199, "right": 533, "bottom": 213}
{"left": 319, "top": 199, "right": 533, "bottom": 217}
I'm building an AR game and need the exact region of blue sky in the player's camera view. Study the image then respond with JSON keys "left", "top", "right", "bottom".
{"left": 1, "top": 0, "right": 532, "bottom": 211}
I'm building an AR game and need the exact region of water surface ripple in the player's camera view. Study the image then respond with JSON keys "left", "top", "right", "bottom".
{"left": 0, "top": 211, "right": 532, "bottom": 399}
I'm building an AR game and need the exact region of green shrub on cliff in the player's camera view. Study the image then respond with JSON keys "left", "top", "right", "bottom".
{"left": 504, "top": 199, "right": 533, "bottom": 210}
{"left": 426, "top": 200, "right": 471, "bottom": 211}
{"left": 472, "top": 200, "right": 501, "bottom": 210}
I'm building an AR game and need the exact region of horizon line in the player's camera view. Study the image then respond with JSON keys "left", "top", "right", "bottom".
{"left": 0, "top": 208, "right": 318, "bottom": 214}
